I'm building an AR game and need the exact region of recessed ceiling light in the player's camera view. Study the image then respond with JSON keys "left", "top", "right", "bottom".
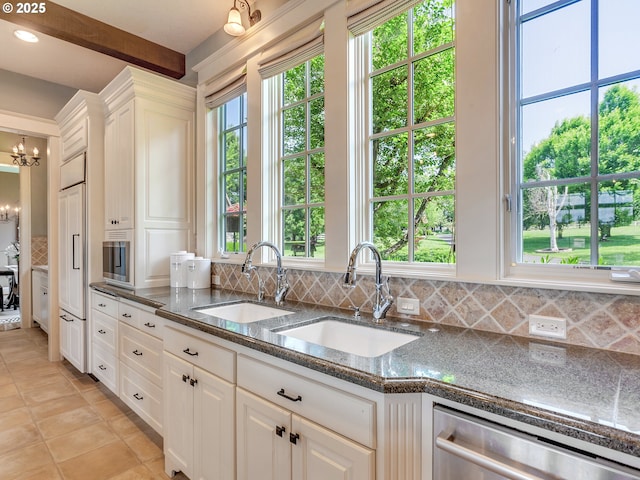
{"left": 14, "top": 30, "right": 39, "bottom": 43}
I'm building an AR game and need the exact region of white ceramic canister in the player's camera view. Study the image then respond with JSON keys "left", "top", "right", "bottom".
{"left": 169, "top": 251, "right": 195, "bottom": 288}
{"left": 185, "top": 257, "right": 212, "bottom": 289}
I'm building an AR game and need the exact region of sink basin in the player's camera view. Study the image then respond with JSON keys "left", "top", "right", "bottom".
{"left": 196, "top": 302, "right": 295, "bottom": 323}
{"left": 276, "top": 318, "right": 419, "bottom": 357}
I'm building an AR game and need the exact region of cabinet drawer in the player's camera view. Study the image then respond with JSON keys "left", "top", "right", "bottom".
{"left": 137, "top": 309, "right": 165, "bottom": 340}
{"left": 164, "top": 326, "right": 235, "bottom": 383}
{"left": 92, "top": 344, "right": 118, "bottom": 394}
{"left": 119, "top": 323, "right": 162, "bottom": 386}
{"left": 92, "top": 292, "right": 118, "bottom": 318}
{"left": 237, "top": 355, "right": 375, "bottom": 448}
{"left": 119, "top": 363, "right": 162, "bottom": 435}
{"left": 118, "top": 302, "right": 140, "bottom": 329}
{"left": 92, "top": 310, "right": 117, "bottom": 353}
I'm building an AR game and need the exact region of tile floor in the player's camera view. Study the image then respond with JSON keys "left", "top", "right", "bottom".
{"left": 0, "top": 327, "right": 187, "bottom": 480}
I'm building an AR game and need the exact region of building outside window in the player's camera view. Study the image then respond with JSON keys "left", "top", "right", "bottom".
{"left": 364, "top": 0, "right": 456, "bottom": 264}
{"left": 279, "top": 54, "right": 326, "bottom": 259}
{"left": 219, "top": 92, "right": 247, "bottom": 253}
{"left": 515, "top": 0, "right": 640, "bottom": 268}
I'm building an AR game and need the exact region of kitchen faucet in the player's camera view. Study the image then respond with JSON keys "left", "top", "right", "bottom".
{"left": 344, "top": 241, "right": 394, "bottom": 322}
{"left": 241, "top": 241, "right": 289, "bottom": 305}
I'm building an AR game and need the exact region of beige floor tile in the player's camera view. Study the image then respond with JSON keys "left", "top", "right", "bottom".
{"left": 29, "top": 393, "right": 88, "bottom": 421}
{"left": 2, "top": 346, "right": 46, "bottom": 363}
{"left": 14, "top": 371, "right": 71, "bottom": 393}
{"left": 122, "top": 431, "right": 163, "bottom": 463}
{"left": 0, "top": 381, "right": 18, "bottom": 398}
{"left": 0, "top": 393, "right": 25, "bottom": 414}
{"left": 9, "top": 359, "right": 61, "bottom": 377}
{"left": 22, "top": 379, "right": 77, "bottom": 405}
{"left": 110, "top": 414, "right": 146, "bottom": 438}
{"left": 0, "top": 371, "right": 13, "bottom": 385}
{"left": 106, "top": 464, "right": 158, "bottom": 480}
{"left": 82, "top": 384, "right": 119, "bottom": 404}
{"left": 0, "top": 423, "right": 42, "bottom": 455}
{"left": 37, "top": 405, "right": 102, "bottom": 439}
{"left": 144, "top": 458, "right": 187, "bottom": 479}
{"left": 20, "top": 464, "right": 63, "bottom": 480}
{"left": 0, "top": 406, "right": 33, "bottom": 430}
{"left": 68, "top": 374, "right": 101, "bottom": 392}
{"left": 57, "top": 440, "right": 140, "bottom": 480}
{"left": 92, "top": 398, "right": 130, "bottom": 420}
{"left": 47, "top": 422, "right": 118, "bottom": 462}
{"left": 0, "top": 442, "right": 55, "bottom": 480}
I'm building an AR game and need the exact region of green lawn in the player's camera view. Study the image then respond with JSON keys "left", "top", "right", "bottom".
{"left": 523, "top": 225, "right": 640, "bottom": 265}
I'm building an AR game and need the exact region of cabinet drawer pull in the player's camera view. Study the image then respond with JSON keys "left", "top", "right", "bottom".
{"left": 98, "top": 303, "right": 106, "bottom": 307}
{"left": 183, "top": 348, "right": 198, "bottom": 357}
{"left": 133, "top": 393, "right": 144, "bottom": 401}
{"left": 98, "top": 364, "right": 107, "bottom": 371}
{"left": 61, "top": 315, "right": 73, "bottom": 322}
{"left": 190, "top": 378, "right": 198, "bottom": 387}
{"left": 143, "top": 322, "right": 156, "bottom": 328}
{"left": 122, "top": 313, "right": 132, "bottom": 318}
{"left": 132, "top": 349, "right": 143, "bottom": 356}
{"left": 182, "top": 374, "right": 190, "bottom": 383}
{"left": 276, "top": 425, "right": 286, "bottom": 437}
{"left": 98, "top": 329, "right": 106, "bottom": 334}
{"left": 277, "top": 388, "right": 302, "bottom": 403}
{"left": 289, "top": 433, "right": 300, "bottom": 445}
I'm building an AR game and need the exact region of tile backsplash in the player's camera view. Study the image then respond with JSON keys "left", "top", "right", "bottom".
{"left": 213, "top": 262, "right": 640, "bottom": 356}
{"left": 31, "top": 236, "right": 48, "bottom": 265}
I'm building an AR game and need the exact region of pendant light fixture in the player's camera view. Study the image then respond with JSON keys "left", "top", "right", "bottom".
{"left": 10, "top": 136, "right": 40, "bottom": 167}
{"left": 224, "top": 0, "right": 261, "bottom": 36}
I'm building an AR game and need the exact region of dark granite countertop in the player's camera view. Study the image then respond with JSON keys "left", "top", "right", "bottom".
{"left": 91, "top": 283, "right": 640, "bottom": 459}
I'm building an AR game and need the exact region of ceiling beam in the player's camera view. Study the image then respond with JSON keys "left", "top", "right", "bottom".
{"left": 5, "top": 1, "right": 185, "bottom": 79}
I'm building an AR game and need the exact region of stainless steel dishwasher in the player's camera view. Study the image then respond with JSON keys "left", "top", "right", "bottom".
{"left": 433, "top": 405, "right": 640, "bottom": 480}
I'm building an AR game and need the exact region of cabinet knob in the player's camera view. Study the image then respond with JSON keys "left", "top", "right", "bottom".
{"left": 289, "top": 433, "right": 300, "bottom": 445}
{"left": 276, "top": 425, "right": 286, "bottom": 437}
{"left": 98, "top": 329, "right": 106, "bottom": 334}
{"left": 98, "top": 364, "right": 107, "bottom": 371}
{"left": 98, "top": 303, "right": 106, "bottom": 307}
{"left": 182, "top": 374, "right": 189, "bottom": 383}
{"left": 189, "top": 378, "right": 198, "bottom": 387}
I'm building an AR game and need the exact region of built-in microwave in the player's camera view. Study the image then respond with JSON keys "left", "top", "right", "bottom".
{"left": 103, "top": 239, "right": 132, "bottom": 288}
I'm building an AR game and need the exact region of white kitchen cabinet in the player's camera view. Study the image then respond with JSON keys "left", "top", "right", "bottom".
{"left": 58, "top": 183, "right": 85, "bottom": 319}
{"left": 236, "top": 387, "right": 374, "bottom": 480}
{"left": 163, "top": 326, "right": 236, "bottom": 480}
{"left": 59, "top": 309, "right": 86, "bottom": 372}
{"left": 236, "top": 355, "right": 375, "bottom": 480}
{"left": 104, "top": 100, "right": 134, "bottom": 230}
{"left": 117, "top": 300, "right": 164, "bottom": 434}
{"left": 31, "top": 270, "right": 49, "bottom": 333}
{"left": 90, "top": 291, "right": 119, "bottom": 394}
{"left": 100, "top": 66, "right": 195, "bottom": 289}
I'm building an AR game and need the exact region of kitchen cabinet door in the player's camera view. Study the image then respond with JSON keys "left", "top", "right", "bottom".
{"left": 104, "top": 101, "right": 134, "bottom": 230}
{"left": 163, "top": 352, "right": 194, "bottom": 478}
{"left": 292, "top": 414, "right": 375, "bottom": 480}
{"left": 236, "top": 388, "right": 291, "bottom": 480}
{"left": 59, "top": 310, "right": 86, "bottom": 372}
{"left": 58, "top": 184, "right": 85, "bottom": 319}
{"left": 193, "top": 366, "right": 235, "bottom": 480}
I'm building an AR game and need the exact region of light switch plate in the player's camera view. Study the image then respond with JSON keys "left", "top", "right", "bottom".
{"left": 397, "top": 297, "right": 420, "bottom": 315}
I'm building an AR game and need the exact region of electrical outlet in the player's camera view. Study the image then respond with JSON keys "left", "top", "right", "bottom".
{"left": 212, "top": 275, "right": 221, "bottom": 286}
{"left": 528, "top": 314, "right": 567, "bottom": 340}
{"left": 397, "top": 297, "right": 420, "bottom": 315}
{"left": 529, "top": 343, "right": 566, "bottom": 366}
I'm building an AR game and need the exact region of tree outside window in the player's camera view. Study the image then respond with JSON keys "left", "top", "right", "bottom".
{"left": 367, "top": 0, "right": 456, "bottom": 263}
{"left": 517, "top": 0, "right": 640, "bottom": 266}
{"left": 219, "top": 93, "right": 247, "bottom": 253}
{"left": 280, "top": 54, "right": 326, "bottom": 259}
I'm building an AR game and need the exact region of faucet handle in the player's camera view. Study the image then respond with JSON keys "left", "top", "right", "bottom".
{"left": 350, "top": 306, "right": 361, "bottom": 319}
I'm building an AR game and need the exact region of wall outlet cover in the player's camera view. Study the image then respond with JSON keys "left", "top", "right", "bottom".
{"left": 528, "top": 314, "right": 567, "bottom": 340}
{"left": 397, "top": 297, "right": 420, "bottom": 315}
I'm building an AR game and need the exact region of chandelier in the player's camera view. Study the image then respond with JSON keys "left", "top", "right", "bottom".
{"left": 10, "top": 136, "right": 40, "bottom": 167}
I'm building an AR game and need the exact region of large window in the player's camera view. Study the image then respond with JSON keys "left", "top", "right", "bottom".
{"left": 219, "top": 93, "right": 247, "bottom": 253}
{"left": 516, "top": 0, "right": 640, "bottom": 267}
{"left": 279, "top": 54, "right": 326, "bottom": 259}
{"left": 365, "top": 0, "right": 456, "bottom": 264}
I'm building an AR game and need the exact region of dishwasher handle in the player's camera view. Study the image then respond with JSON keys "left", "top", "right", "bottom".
{"left": 435, "top": 432, "right": 548, "bottom": 480}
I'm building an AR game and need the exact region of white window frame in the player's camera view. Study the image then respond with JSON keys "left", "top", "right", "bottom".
{"left": 503, "top": 0, "right": 640, "bottom": 294}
